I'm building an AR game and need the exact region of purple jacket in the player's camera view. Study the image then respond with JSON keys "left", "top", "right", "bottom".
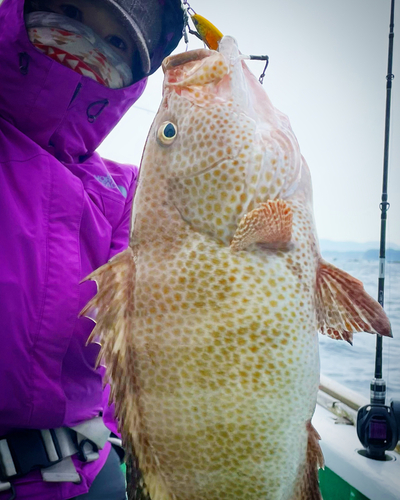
{"left": 0, "top": 0, "right": 146, "bottom": 497}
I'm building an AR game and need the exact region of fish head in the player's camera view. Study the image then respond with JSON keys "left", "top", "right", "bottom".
{"left": 137, "top": 36, "right": 307, "bottom": 246}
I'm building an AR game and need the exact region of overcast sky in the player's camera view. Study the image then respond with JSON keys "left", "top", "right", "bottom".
{"left": 98, "top": 0, "right": 400, "bottom": 246}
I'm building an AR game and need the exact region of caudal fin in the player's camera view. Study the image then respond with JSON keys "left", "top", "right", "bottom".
{"left": 316, "top": 259, "right": 392, "bottom": 344}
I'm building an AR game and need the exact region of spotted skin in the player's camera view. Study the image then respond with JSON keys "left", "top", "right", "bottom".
{"left": 83, "top": 37, "right": 391, "bottom": 500}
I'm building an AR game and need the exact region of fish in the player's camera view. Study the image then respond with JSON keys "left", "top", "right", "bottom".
{"left": 81, "top": 36, "right": 392, "bottom": 500}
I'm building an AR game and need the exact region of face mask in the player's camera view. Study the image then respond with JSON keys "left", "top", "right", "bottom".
{"left": 26, "top": 12, "right": 134, "bottom": 88}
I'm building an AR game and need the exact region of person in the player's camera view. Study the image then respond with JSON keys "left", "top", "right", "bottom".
{"left": 0, "top": 0, "right": 184, "bottom": 498}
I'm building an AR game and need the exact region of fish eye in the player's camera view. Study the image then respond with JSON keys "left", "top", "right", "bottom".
{"left": 157, "top": 121, "right": 178, "bottom": 146}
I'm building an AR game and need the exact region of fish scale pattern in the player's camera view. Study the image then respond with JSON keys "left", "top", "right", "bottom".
{"left": 127, "top": 235, "right": 319, "bottom": 500}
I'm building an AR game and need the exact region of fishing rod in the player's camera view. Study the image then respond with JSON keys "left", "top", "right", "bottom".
{"left": 357, "top": 0, "right": 400, "bottom": 461}
{"left": 373, "top": 0, "right": 396, "bottom": 400}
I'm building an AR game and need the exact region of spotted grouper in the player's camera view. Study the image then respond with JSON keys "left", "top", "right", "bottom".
{"left": 82, "top": 36, "right": 391, "bottom": 500}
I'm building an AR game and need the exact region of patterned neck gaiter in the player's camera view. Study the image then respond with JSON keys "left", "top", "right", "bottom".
{"left": 26, "top": 12, "right": 133, "bottom": 88}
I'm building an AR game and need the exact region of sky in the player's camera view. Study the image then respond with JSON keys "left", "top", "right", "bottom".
{"left": 98, "top": 0, "right": 400, "bottom": 246}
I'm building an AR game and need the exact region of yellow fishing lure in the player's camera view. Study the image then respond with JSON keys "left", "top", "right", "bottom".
{"left": 187, "top": 7, "right": 268, "bottom": 85}
{"left": 191, "top": 13, "right": 223, "bottom": 50}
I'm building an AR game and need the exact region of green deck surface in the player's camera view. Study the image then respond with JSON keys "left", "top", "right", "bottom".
{"left": 120, "top": 463, "right": 370, "bottom": 498}
{"left": 319, "top": 467, "right": 370, "bottom": 500}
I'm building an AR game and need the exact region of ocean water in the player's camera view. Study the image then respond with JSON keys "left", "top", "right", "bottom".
{"left": 319, "top": 257, "right": 400, "bottom": 402}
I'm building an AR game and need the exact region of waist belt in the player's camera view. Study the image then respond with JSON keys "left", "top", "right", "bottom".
{"left": 0, "top": 417, "right": 111, "bottom": 494}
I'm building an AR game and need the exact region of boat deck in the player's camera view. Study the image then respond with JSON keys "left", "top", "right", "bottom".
{"left": 313, "top": 398, "right": 400, "bottom": 500}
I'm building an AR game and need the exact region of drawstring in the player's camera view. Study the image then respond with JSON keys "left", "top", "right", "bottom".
{"left": 86, "top": 99, "right": 109, "bottom": 123}
{"left": 19, "top": 52, "right": 30, "bottom": 75}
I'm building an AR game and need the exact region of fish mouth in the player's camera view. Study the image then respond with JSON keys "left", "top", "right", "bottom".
{"left": 162, "top": 49, "right": 213, "bottom": 72}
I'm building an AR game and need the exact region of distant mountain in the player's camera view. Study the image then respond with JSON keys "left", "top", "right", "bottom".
{"left": 363, "top": 248, "right": 400, "bottom": 262}
{"left": 319, "top": 239, "right": 400, "bottom": 252}
{"left": 321, "top": 250, "right": 364, "bottom": 261}
{"left": 319, "top": 241, "right": 400, "bottom": 262}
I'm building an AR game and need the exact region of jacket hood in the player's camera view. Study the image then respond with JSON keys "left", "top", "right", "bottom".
{"left": 0, "top": 0, "right": 147, "bottom": 163}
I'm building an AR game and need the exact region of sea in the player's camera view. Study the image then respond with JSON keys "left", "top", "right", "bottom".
{"left": 318, "top": 257, "right": 400, "bottom": 403}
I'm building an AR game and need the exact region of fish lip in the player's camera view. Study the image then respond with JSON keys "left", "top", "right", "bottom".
{"left": 162, "top": 49, "right": 214, "bottom": 72}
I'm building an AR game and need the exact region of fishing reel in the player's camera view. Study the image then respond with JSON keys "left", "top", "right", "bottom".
{"left": 357, "top": 397, "right": 400, "bottom": 461}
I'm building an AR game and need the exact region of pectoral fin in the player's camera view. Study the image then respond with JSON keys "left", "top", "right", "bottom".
{"left": 316, "top": 260, "right": 392, "bottom": 344}
{"left": 230, "top": 199, "right": 293, "bottom": 251}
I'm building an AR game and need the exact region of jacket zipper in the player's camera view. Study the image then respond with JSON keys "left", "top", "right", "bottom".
{"left": 69, "top": 83, "right": 82, "bottom": 106}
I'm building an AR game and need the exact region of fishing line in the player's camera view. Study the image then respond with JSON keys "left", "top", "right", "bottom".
{"left": 132, "top": 105, "right": 156, "bottom": 114}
